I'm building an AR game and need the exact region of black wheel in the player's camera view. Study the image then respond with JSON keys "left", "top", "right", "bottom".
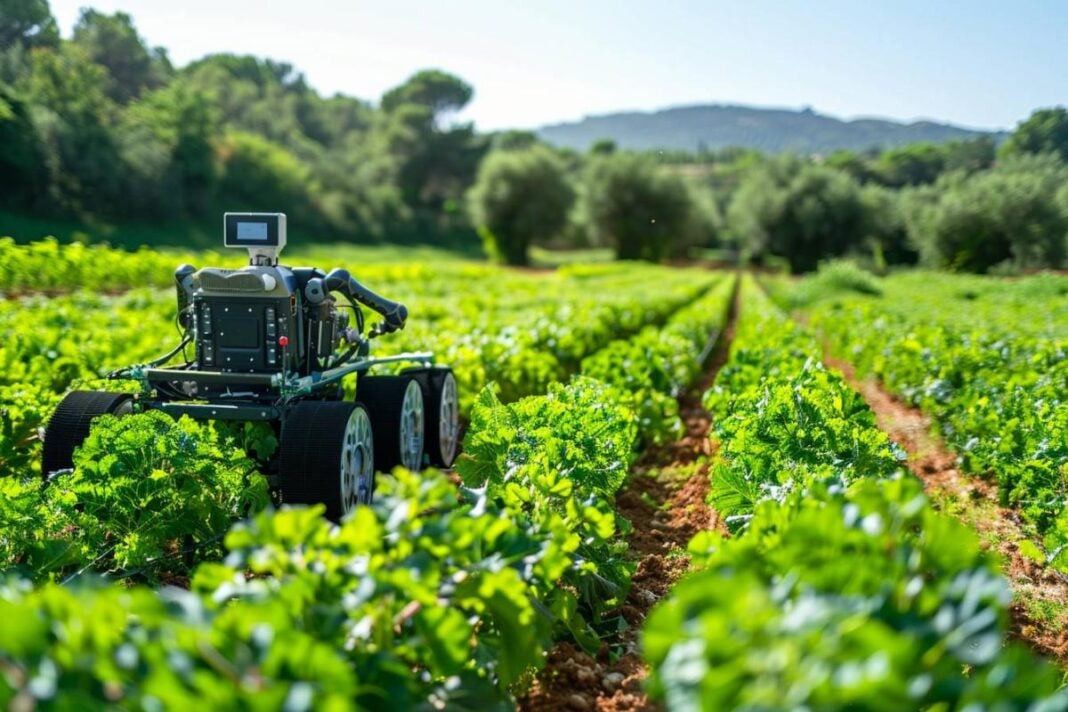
{"left": 278, "top": 401, "right": 374, "bottom": 520}
{"left": 406, "top": 367, "right": 460, "bottom": 468}
{"left": 41, "top": 390, "right": 134, "bottom": 479}
{"left": 358, "top": 375, "right": 424, "bottom": 471}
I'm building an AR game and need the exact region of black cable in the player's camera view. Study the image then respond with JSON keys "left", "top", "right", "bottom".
{"left": 146, "top": 336, "right": 192, "bottom": 368}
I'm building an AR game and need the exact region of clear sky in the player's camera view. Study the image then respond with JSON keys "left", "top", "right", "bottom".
{"left": 48, "top": 0, "right": 1066, "bottom": 132}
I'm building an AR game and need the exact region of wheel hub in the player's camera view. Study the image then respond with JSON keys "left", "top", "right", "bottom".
{"left": 439, "top": 373, "right": 459, "bottom": 465}
{"left": 399, "top": 379, "right": 425, "bottom": 470}
{"left": 340, "top": 407, "right": 374, "bottom": 514}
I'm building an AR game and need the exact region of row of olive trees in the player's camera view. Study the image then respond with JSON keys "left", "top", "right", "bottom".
{"left": 706, "top": 108, "right": 1068, "bottom": 273}
{"left": 466, "top": 146, "right": 718, "bottom": 265}
{"left": 470, "top": 108, "right": 1068, "bottom": 272}
{"left": 725, "top": 152, "right": 1068, "bottom": 274}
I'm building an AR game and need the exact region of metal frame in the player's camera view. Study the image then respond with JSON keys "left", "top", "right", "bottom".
{"left": 116, "top": 351, "right": 437, "bottom": 422}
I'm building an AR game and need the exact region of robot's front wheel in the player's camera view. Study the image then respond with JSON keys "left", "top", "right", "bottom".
{"left": 41, "top": 390, "right": 134, "bottom": 479}
{"left": 279, "top": 401, "right": 375, "bottom": 520}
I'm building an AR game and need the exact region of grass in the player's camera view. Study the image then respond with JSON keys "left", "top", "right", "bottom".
{"left": 1023, "top": 596, "right": 1068, "bottom": 629}
{"left": 529, "top": 246, "right": 615, "bottom": 268}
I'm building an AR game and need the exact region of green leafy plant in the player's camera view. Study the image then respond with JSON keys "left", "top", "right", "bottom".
{"left": 2, "top": 412, "right": 269, "bottom": 581}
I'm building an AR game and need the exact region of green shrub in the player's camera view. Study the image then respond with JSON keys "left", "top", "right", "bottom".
{"left": 2, "top": 412, "right": 269, "bottom": 580}
{"left": 904, "top": 154, "right": 1068, "bottom": 272}
{"left": 466, "top": 146, "right": 574, "bottom": 266}
{"left": 727, "top": 156, "right": 867, "bottom": 273}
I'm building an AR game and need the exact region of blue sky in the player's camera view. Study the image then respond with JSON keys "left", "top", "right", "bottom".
{"left": 49, "top": 0, "right": 1066, "bottom": 131}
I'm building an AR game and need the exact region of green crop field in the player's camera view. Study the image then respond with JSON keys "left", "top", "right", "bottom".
{"left": 0, "top": 240, "right": 1065, "bottom": 710}
{"left": 3, "top": 0, "right": 1067, "bottom": 708}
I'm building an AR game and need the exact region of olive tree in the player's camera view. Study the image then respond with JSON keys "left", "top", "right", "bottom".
{"left": 466, "top": 146, "right": 574, "bottom": 266}
{"left": 579, "top": 153, "right": 714, "bottom": 261}
{"left": 904, "top": 154, "right": 1068, "bottom": 272}
{"left": 727, "top": 156, "right": 866, "bottom": 272}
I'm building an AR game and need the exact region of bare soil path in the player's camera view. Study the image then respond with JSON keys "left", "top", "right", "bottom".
{"left": 518, "top": 279, "right": 738, "bottom": 712}
{"left": 825, "top": 355, "right": 1068, "bottom": 665}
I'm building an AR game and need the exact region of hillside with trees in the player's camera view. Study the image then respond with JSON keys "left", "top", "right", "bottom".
{"left": 0, "top": 2, "right": 485, "bottom": 247}
{"left": 536, "top": 104, "right": 1005, "bottom": 154}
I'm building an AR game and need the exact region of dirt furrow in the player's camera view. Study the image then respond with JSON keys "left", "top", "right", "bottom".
{"left": 519, "top": 278, "right": 738, "bottom": 712}
{"left": 825, "top": 354, "right": 1068, "bottom": 665}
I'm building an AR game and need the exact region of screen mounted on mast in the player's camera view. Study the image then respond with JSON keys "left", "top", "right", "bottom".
{"left": 224, "top": 212, "right": 286, "bottom": 264}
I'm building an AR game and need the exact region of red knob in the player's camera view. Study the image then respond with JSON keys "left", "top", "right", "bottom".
{"left": 278, "top": 336, "right": 289, "bottom": 347}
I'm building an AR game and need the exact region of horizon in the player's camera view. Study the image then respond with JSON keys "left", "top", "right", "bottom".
{"left": 537, "top": 101, "right": 1010, "bottom": 134}
{"left": 46, "top": 1, "right": 1068, "bottom": 133}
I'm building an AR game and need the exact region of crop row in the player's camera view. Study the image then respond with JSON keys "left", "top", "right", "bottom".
{"left": 0, "top": 270, "right": 726, "bottom": 585}
{"left": 642, "top": 276, "right": 1067, "bottom": 709}
{"left": 0, "top": 265, "right": 719, "bottom": 478}
{"left": 0, "top": 238, "right": 492, "bottom": 295}
{"left": 795, "top": 271, "right": 1068, "bottom": 570}
{"left": 0, "top": 237, "right": 237, "bottom": 295}
{"left": 0, "top": 275, "right": 736, "bottom": 708}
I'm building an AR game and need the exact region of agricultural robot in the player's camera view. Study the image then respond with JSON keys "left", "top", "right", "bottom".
{"left": 41, "top": 213, "right": 460, "bottom": 518}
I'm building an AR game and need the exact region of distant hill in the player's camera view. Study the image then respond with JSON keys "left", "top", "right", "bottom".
{"left": 536, "top": 104, "right": 1006, "bottom": 154}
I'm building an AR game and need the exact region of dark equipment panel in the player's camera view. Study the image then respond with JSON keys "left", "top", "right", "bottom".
{"left": 195, "top": 297, "right": 296, "bottom": 375}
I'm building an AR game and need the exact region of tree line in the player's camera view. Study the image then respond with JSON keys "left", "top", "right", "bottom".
{"left": 471, "top": 115, "right": 1068, "bottom": 272}
{"left": 2, "top": 1, "right": 1067, "bottom": 272}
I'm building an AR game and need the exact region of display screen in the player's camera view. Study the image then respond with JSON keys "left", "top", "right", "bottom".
{"left": 237, "top": 221, "right": 269, "bottom": 241}
{"left": 224, "top": 213, "right": 284, "bottom": 248}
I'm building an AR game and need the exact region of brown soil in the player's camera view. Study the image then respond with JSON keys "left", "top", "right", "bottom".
{"left": 518, "top": 276, "right": 738, "bottom": 711}
{"left": 826, "top": 355, "right": 1068, "bottom": 666}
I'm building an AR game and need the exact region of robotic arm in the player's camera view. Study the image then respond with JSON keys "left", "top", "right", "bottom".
{"left": 323, "top": 268, "right": 408, "bottom": 336}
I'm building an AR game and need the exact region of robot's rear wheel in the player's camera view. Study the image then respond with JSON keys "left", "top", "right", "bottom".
{"left": 41, "top": 390, "right": 134, "bottom": 479}
{"left": 279, "top": 401, "right": 374, "bottom": 519}
{"left": 406, "top": 367, "right": 460, "bottom": 468}
{"left": 358, "top": 375, "right": 425, "bottom": 472}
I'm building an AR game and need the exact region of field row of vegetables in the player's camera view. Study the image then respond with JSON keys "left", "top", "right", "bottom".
{"left": 0, "top": 263, "right": 719, "bottom": 478}
{"left": 0, "top": 272, "right": 737, "bottom": 708}
{"left": 642, "top": 277, "right": 1067, "bottom": 709}
{"left": 777, "top": 269, "right": 1068, "bottom": 571}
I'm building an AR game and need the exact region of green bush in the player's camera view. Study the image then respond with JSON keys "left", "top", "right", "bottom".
{"left": 783, "top": 259, "right": 883, "bottom": 308}
{"left": 578, "top": 153, "right": 715, "bottom": 261}
{"left": 904, "top": 154, "right": 1068, "bottom": 272}
{"left": 727, "top": 156, "right": 867, "bottom": 273}
{"left": 2, "top": 412, "right": 269, "bottom": 580}
{"left": 1000, "top": 106, "right": 1068, "bottom": 163}
{"left": 466, "top": 145, "right": 574, "bottom": 265}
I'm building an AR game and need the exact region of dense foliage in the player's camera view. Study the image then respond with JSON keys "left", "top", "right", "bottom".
{"left": 577, "top": 152, "right": 718, "bottom": 261}
{"left": 1, "top": 470, "right": 576, "bottom": 709}
{"left": 0, "top": 3, "right": 484, "bottom": 247}
{"left": 466, "top": 146, "right": 574, "bottom": 265}
{"left": 727, "top": 156, "right": 866, "bottom": 272}
{"left": 1, "top": 412, "right": 268, "bottom": 581}
{"left": 1000, "top": 107, "right": 1068, "bottom": 163}
{"left": 903, "top": 154, "right": 1068, "bottom": 272}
